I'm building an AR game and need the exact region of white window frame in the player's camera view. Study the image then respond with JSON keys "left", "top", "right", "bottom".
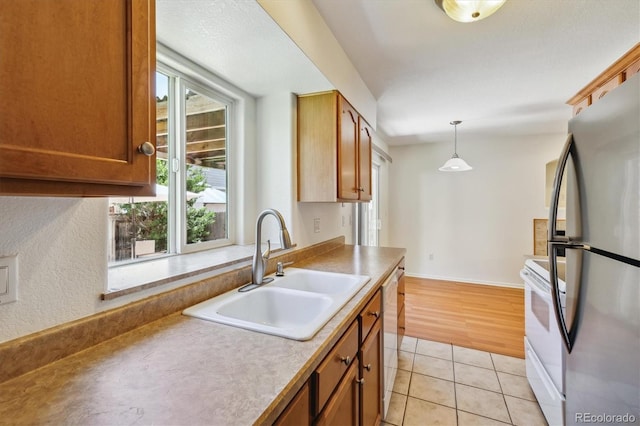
{"left": 175, "top": 76, "right": 234, "bottom": 254}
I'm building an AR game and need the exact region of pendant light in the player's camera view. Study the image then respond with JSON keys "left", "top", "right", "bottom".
{"left": 435, "top": 0, "right": 507, "bottom": 23}
{"left": 439, "top": 120, "right": 473, "bottom": 172}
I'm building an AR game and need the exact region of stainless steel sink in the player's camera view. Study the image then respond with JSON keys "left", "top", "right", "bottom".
{"left": 183, "top": 268, "right": 370, "bottom": 340}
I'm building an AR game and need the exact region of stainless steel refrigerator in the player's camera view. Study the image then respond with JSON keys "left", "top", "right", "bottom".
{"left": 548, "top": 73, "right": 639, "bottom": 425}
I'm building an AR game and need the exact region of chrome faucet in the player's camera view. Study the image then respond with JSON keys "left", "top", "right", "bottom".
{"left": 251, "top": 209, "right": 293, "bottom": 286}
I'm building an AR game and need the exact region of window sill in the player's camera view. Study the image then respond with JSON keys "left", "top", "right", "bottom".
{"left": 104, "top": 245, "right": 258, "bottom": 301}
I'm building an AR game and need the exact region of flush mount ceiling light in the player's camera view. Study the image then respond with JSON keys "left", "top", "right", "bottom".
{"left": 435, "top": 0, "right": 507, "bottom": 23}
{"left": 439, "top": 120, "right": 473, "bottom": 172}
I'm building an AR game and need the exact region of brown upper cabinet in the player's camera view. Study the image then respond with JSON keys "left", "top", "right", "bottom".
{"left": 298, "top": 91, "right": 372, "bottom": 202}
{"left": 0, "top": 0, "right": 156, "bottom": 196}
{"left": 567, "top": 43, "right": 640, "bottom": 116}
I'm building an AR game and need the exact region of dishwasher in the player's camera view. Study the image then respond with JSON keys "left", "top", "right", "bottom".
{"left": 381, "top": 266, "right": 400, "bottom": 419}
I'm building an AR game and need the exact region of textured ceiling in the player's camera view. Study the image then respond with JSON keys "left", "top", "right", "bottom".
{"left": 156, "top": 0, "right": 332, "bottom": 97}
{"left": 157, "top": 0, "right": 639, "bottom": 146}
{"left": 311, "top": 0, "right": 640, "bottom": 144}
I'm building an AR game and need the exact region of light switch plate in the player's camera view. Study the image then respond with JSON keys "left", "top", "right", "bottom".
{"left": 0, "top": 255, "right": 18, "bottom": 305}
{"left": 0, "top": 267, "right": 8, "bottom": 294}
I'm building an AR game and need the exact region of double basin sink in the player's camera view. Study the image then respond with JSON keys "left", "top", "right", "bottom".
{"left": 183, "top": 268, "right": 370, "bottom": 340}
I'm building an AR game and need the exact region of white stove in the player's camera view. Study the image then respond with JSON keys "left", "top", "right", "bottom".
{"left": 521, "top": 257, "right": 566, "bottom": 426}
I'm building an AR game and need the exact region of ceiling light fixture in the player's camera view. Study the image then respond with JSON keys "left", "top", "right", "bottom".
{"left": 435, "top": 0, "right": 507, "bottom": 23}
{"left": 439, "top": 120, "right": 473, "bottom": 172}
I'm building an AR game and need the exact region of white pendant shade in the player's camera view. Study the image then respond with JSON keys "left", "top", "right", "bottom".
{"left": 438, "top": 0, "right": 507, "bottom": 23}
{"left": 439, "top": 155, "right": 473, "bottom": 172}
{"left": 439, "top": 120, "right": 473, "bottom": 172}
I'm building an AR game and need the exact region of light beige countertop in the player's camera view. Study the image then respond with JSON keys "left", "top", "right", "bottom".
{"left": 0, "top": 244, "right": 405, "bottom": 426}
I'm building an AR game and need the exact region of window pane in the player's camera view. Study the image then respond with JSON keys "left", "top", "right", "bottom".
{"left": 183, "top": 86, "right": 228, "bottom": 246}
{"left": 107, "top": 72, "right": 171, "bottom": 264}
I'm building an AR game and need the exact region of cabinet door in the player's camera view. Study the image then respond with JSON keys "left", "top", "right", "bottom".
{"left": 316, "top": 360, "right": 360, "bottom": 426}
{"left": 590, "top": 75, "right": 623, "bottom": 106}
{"left": 397, "top": 268, "right": 406, "bottom": 349}
{"left": 338, "top": 95, "right": 359, "bottom": 200}
{"left": 0, "top": 0, "right": 156, "bottom": 196}
{"left": 361, "top": 320, "right": 382, "bottom": 426}
{"left": 358, "top": 118, "right": 373, "bottom": 201}
{"left": 275, "top": 382, "right": 310, "bottom": 426}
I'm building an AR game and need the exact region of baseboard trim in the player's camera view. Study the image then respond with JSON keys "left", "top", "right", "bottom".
{"left": 406, "top": 272, "right": 524, "bottom": 289}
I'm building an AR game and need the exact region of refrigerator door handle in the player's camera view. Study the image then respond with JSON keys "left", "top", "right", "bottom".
{"left": 548, "top": 132, "right": 582, "bottom": 353}
{"left": 548, "top": 133, "right": 573, "bottom": 243}
{"left": 549, "top": 242, "right": 582, "bottom": 353}
{"left": 549, "top": 242, "right": 576, "bottom": 353}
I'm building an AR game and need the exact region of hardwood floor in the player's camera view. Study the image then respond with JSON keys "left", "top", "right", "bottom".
{"left": 404, "top": 276, "right": 525, "bottom": 358}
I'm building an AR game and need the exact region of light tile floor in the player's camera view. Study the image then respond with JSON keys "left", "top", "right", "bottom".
{"left": 384, "top": 337, "right": 548, "bottom": 426}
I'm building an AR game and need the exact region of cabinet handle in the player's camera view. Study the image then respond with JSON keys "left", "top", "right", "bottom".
{"left": 598, "top": 90, "right": 608, "bottom": 99}
{"left": 340, "top": 356, "right": 351, "bottom": 365}
{"left": 364, "top": 363, "right": 372, "bottom": 371}
{"left": 355, "top": 377, "right": 365, "bottom": 385}
{"left": 368, "top": 311, "right": 380, "bottom": 319}
{"left": 359, "top": 187, "right": 365, "bottom": 192}
{"left": 137, "top": 141, "right": 155, "bottom": 157}
{"left": 399, "top": 292, "right": 405, "bottom": 296}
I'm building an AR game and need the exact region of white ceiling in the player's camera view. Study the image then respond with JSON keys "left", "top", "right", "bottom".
{"left": 311, "top": 0, "right": 640, "bottom": 145}
{"left": 157, "top": 0, "right": 639, "bottom": 146}
{"left": 156, "top": 0, "right": 333, "bottom": 98}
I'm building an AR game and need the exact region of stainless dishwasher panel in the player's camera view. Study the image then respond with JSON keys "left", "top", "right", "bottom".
{"left": 382, "top": 267, "right": 399, "bottom": 419}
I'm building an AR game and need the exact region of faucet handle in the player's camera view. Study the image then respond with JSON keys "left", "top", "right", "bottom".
{"left": 262, "top": 239, "right": 271, "bottom": 260}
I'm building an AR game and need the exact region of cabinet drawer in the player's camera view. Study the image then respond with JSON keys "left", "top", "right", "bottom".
{"left": 360, "top": 290, "right": 381, "bottom": 342}
{"left": 313, "top": 320, "right": 359, "bottom": 415}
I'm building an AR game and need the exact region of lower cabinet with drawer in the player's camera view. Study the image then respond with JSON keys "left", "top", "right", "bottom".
{"left": 276, "top": 288, "right": 383, "bottom": 425}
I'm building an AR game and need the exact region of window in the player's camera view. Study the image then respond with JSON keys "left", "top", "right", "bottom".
{"left": 108, "top": 67, "right": 231, "bottom": 265}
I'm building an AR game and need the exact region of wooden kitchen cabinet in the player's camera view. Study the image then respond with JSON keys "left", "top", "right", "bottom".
{"left": 567, "top": 43, "right": 640, "bottom": 116}
{"left": 315, "top": 359, "right": 360, "bottom": 426}
{"left": 0, "top": 0, "right": 156, "bottom": 196}
{"left": 360, "top": 320, "right": 382, "bottom": 426}
{"left": 308, "top": 288, "right": 383, "bottom": 425}
{"left": 275, "top": 382, "right": 311, "bottom": 426}
{"left": 298, "top": 90, "right": 372, "bottom": 202}
{"left": 360, "top": 290, "right": 381, "bottom": 342}
{"left": 313, "top": 320, "right": 359, "bottom": 415}
{"left": 397, "top": 263, "right": 406, "bottom": 350}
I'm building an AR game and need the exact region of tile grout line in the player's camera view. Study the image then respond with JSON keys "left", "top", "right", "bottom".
{"left": 450, "top": 343, "right": 460, "bottom": 426}
{"left": 491, "top": 353, "right": 515, "bottom": 425}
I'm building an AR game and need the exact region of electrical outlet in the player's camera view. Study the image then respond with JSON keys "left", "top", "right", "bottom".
{"left": 429, "top": 253, "right": 434, "bottom": 260}
{"left": 313, "top": 218, "right": 321, "bottom": 233}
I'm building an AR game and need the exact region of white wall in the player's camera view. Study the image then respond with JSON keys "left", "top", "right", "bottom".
{"left": 388, "top": 134, "right": 566, "bottom": 287}
{"left": 258, "top": 0, "right": 377, "bottom": 129}
{"left": 0, "top": 197, "right": 108, "bottom": 342}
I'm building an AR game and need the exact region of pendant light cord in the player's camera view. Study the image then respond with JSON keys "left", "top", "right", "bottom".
{"left": 453, "top": 123, "right": 458, "bottom": 155}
